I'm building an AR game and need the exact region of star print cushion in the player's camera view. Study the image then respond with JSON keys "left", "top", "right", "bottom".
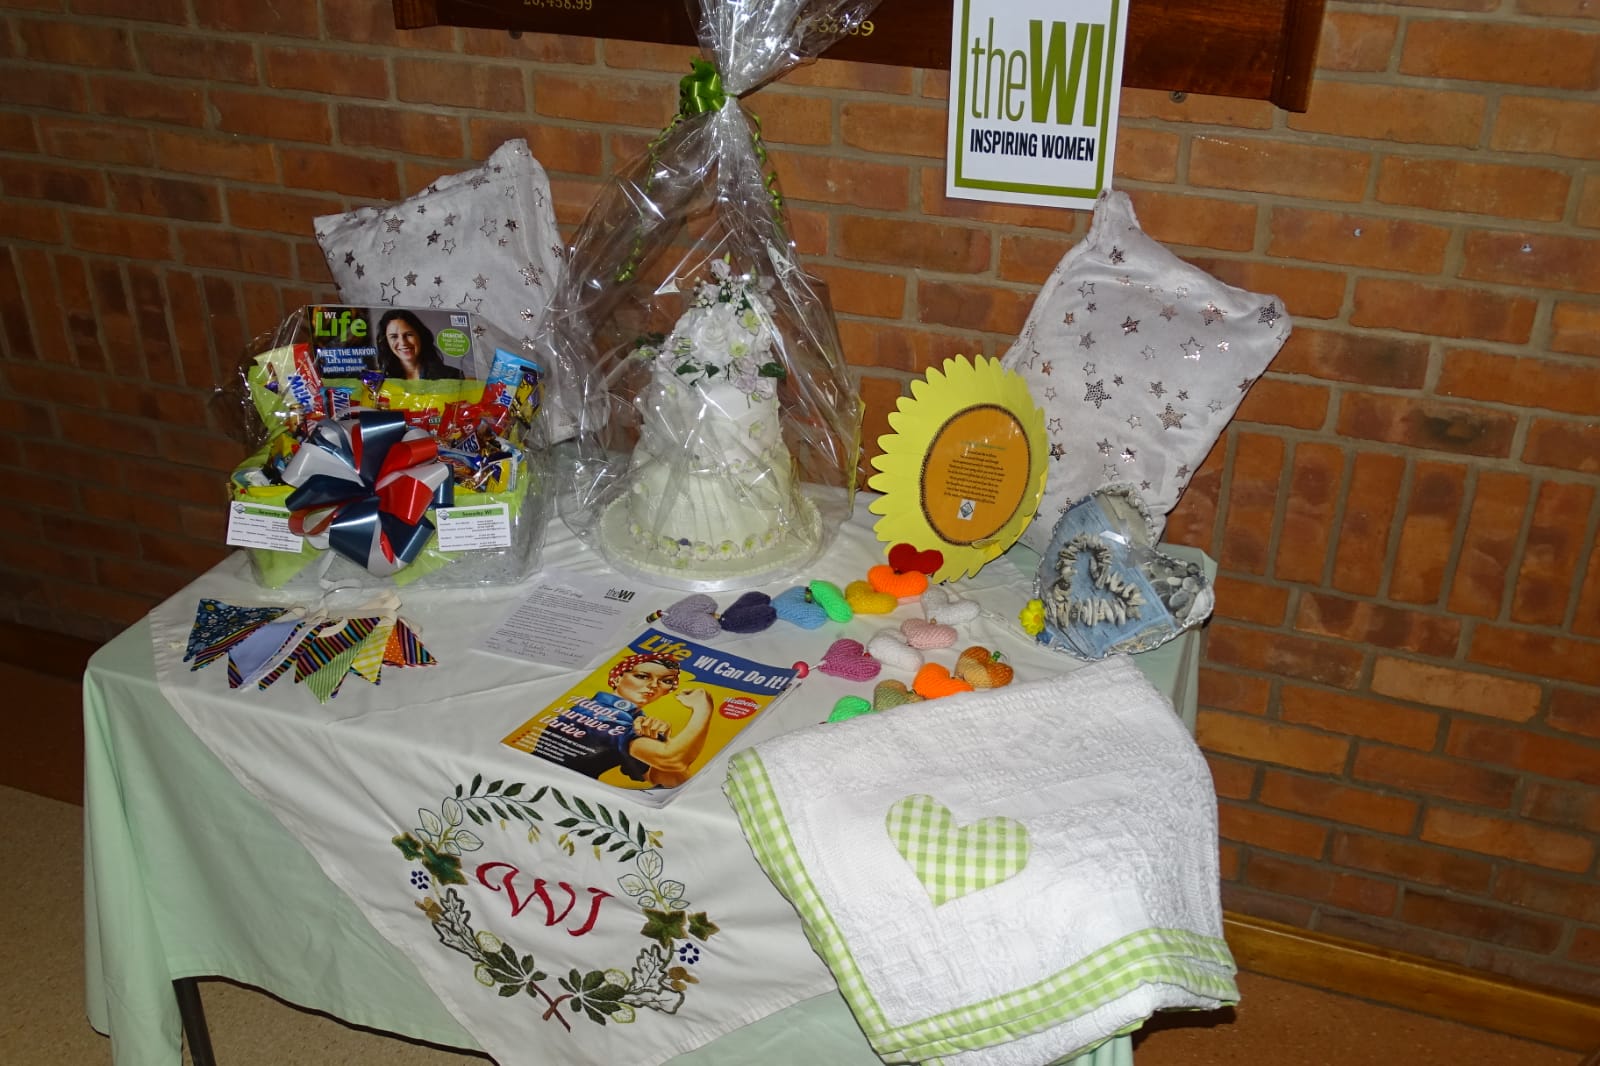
{"left": 314, "top": 137, "right": 564, "bottom": 373}
{"left": 1001, "top": 190, "right": 1291, "bottom": 549}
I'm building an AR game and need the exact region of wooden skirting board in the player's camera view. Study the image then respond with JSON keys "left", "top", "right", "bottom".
{"left": 1226, "top": 912, "right": 1600, "bottom": 1053}
{"left": 8, "top": 623, "right": 1596, "bottom": 1052}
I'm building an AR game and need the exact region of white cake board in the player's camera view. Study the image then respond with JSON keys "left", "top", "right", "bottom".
{"left": 596, "top": 492, "right": 824, "bottom": 593}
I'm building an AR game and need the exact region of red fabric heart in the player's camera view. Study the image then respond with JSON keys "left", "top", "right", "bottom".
{"left": 888, "top": 542, "right": 944, "bottom": 576}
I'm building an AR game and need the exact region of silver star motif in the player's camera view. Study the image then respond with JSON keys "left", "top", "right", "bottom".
{"left": 442, "top": 238, "right": 456, "bottom": 255}
{"left": 1079, "top": 332, "right": 1096, "bottom": 350}
{"left": 1083, "top": 361, "right": 1097, "bottom": 375}
{"left": 1177, "top": 464, "right": 1191, "bottom": 479}
{"left": 1063, "top": 311, "right": 1076, "bottom": 325}
{"left": 520, "top": 307, "right": 538, "bottom": 321}
{"left": 443, "top": 212, "right": 458, "bottom": 226}
{"left": 1149, "top": 380, "right": 1166, "bottom": 398}
{"left": 383, "top": 215, "right": 404, "bottom": 233}
{"left": 1097, "top": 438, "right": 1113, "bottom": 455}
{"left": 1177, "top": 389, "right": 1189, "bottom": 400}
{"left": 1040, "top": 360, "right": 1053, "bottom": 376}
{"left": 1102, "top": 464, "right": 1120, "bottom": 480}
{"left": 479, "top": 218, "right": 499, "bottom": 239}
{"left": 1050, "top": 442, "right": 1065, "bottom": 460}
{"left": 1239, "top": 377, "right": 1256, "bottom": 392}
{"left": 428, "top": 294, "right": 445, "bottom": 308}
{"left": 1047, "top": 417, "right": 1063, "bottom": 433}
{"left": 1113, "top": 375, "right": 1124, "bottom": 386}
{"left": 466, "top": 174, "right": 489, "bottom": 190}
{"left": 1043, "top": 386, "right": 1057, "bottom": 401}
{"left": 1141, "top": 480, "right": 1151, "bottom": 490}
{"left": 1202, "top": 302, "right": 1226, "bottom": 325}
{"left": 353, "top": 263, "right": 364, "bottom": 279}
{"left": 520, "top": 263, "right": 545, "bottom": 286}
{"left": 426, "top": 231, "right": 440, "bottom": 245}
{"left": 1257, "top": 304, "right": 1282, "bottom": 327}
{"left": 1159, "top": 404, "right": 1186, "bottom": 430}
{"left": 1117, "top": 275, "right": 1132, "bottom": 286}
{"left": 1110, "top": 246, "right": 1125, "bottom": 264}
{"left": 1208, "top": 399, "right": 1226, "bottom": 413}
{"left": 506, "top": 219, "right": 518, "bottom": 231}
{"left": 416, "top": 204, "right": 427, "bottom": 214}
{"left": 1217, "top": 340, "right": 1231, "bottom": 353}
{"left": 433, "top": 275, "right": 443, "bottom": 286}
{"left": 380, "top": 239, "right": 395, "bottom": 255}
{"left": 1121, "top": 447, "right": 1137, "bottom": 464}
{"left": 1086, "top": 302, "right": 1097, "bottom": 312}
{"left": 1141, "top": 346, "right": 1159, "bottom": 360}
{"left": 1078, "top": 281, "right": 1096, "bottom": 298}
{"left": 473, "top": 273, "right": 488, "bottom": 289}
{"left": 1181, "top": 337, "right": 1205, "bottom": 360}
{"left": 379, "top": 278, "right": 400, "bottom": 304}
{"left": 1159, "top": 304, "right": 1178, "bottom": 321}
{"left": 1122, "top": 316, "right": 1139, "bottom": 335}
{"left": 456, "top": 292, "right": 484, "bottom": 314}
{"left": 1084, "top": 380, "right": 1109, "bottom": 408}
{"left": 1127, "top": 415, "right": 1142, "bottom": 430}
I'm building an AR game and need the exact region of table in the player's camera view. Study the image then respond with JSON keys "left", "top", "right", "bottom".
{"left": 83, "top": 498, "right": 1211, "bottom": 1066}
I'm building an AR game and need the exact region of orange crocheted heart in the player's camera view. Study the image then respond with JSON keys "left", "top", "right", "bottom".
{"left": 913, "top": 662, "right": 975, "bottom": 699}
{"left": 867, "top": 564, "right": 929, "bottom": 599}
{"left": 956, "top": 646, "right": 1014, "bottom": 689}
{"left": 873, "top": 679, "right": 925, "bottom": 711}
{"left": 845, "top": 580, "right": 898, "bottom": 615}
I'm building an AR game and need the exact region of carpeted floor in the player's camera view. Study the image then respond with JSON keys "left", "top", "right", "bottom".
{"left": 2, "top": 649, "right": 1589, "bottom": 1065}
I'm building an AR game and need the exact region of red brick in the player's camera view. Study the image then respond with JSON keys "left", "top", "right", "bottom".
{"left": 281, "top": 148, "right": 403, "bottom": 201}
{"left": 1191, "top": 257, "right": 1346, "bottom": 320}
{"left": 1390, "top": 460, "right": 1468, "bottom": 603}
{"left": 1235, "top": 378, "right": 1329, "bottom": 430}
{"left": 1218, "top": 430, "right": 1282, "bottom": 575}
{"left": 840, "top": 100, "right": 943, "bottom": 158}
{"left": 836, "top": 215, "right": 990, "bottom": 273}
{"left": 1401, "top": 890, "right": 1564, "bottom": 953}
{"left": 1369, "top": 656, "right": 1541, "bottom": 722}
{"left": 1198, "top": 707, "right": 1352, "bottom": 773}
{"left": 394, "top": 58, "right": 526, "bottom": 113}
{"left": 809, "top": 265, "right": 905, "bottom": 319}
{"left": 1295, "top": 594, "right": 1460, "bottom": 657}
{"left": 1337, "top": 393, "right": 1516, "bottom": 458}
{"left": 174, "top": 227, "right": 293, "bottom": 278}
{"left": 1548, "top": 689, "right": 1600, "bottom": 741}
{"left": 0, "top": 65, "right": 86, "bottom": 113}
{"left": 38, "top": 116, "right": 154, "bottom": 167}
{"left": 1287, "top": 83, "right": 1486, "bottom": 147}
{"left": 462, "top": 28, "right": 592, "bottom": 64}
{"left": 1350, "top": 279, "right": 1536, "bottom": 344}
{"left": 916, "top": 280, "right": 1032, "bottom": 335}
{"left": 73, "top": 0, "right": 188, "bottom": 23}
{"left": 1245, "top": 853, "right": 1398, "bottom": 917}
{"left": 1217, "top": 801, "right": 1328, "bottom": 859}
{"left": 784, "top": 57, "right": 914, "bottom": 95}
{"left": 1423, "top": 807, "right": 1594, "bottom": 873}
{"left": 1119, "top": 89, "right": 1275, "bottom": 128}
{"left": 336, "top": 106, "right": 465, "bottom": 159}
{"left": 89, "top": 76, "right": 204, "bottom": 127}
{"left": 1568, "top": 930, "right": 1600, "bottom": 968}
{"left": 67, "top": 213, "right": 174, "bottom": 259}
{"left": 263, "top": 47, "right": 389, "bottom": 99}
{"left": 1448, "top": 471, "right": 1531, "bottom": 617}
{"left": 0, "top": 158, "right": 107, "bottom": 207}
{"left": 1198, "top": 667, "right": 1272, "bottom": 715}
{"left": 1441, "top": 348, "right": 1600, "bottom": 417}
{"left": 532, "top": 72, "right": 674, "bottom": 128}
{"left": 1376, "top": 157, "right": 1570, "bottom": 222}
{"left": 151, "top": 130, "right": 277, "bottom": 183}
{"left": 1260, "top": 769, "right": 1419, "bottom": 834}
{"left": 1447, "top": 718, "right": 1600, "bottom": 787}
{"left": 1210, "top": 575, "right": 1288, "bottom": 626}
{"left": 1285, "top": 687, "right": 1437, "bottom": 750}
{"left": 1401, "top": 20, "right": 1600, "bottom": 91}
{"left": 1495, "top": 866, "right": 1600, "bottom": 924}
{"left": 771, "top": 153, "right": 910, "bottom": 212}
{"left": 1164, "top": 438, "right": 1223, "bottom": 552}
{"left": 997, "top": 234, "right": 1072, "bottom": 286}
{"left": 1470, "top": 624, "right": 1600, "bottom": 686}
{"left": 1206, "top": 755, "right": 1258, "bottom": 801}
{"left": 1332, "top": 831, "right": 1493, "bottom": 894}
{"left": 1550, "top": 302, "right": 1600, "bottom": 357}
{"left": 211, "top": 90, "right": 333, "bottom": 145}
{"left": 1577, "top": 540, "right": 1600, "bottom": 638}
{"left": 326, "top": 0, "right": 455, "bottom": 49}
{"left": 1331, "top": 451, "right": 1405, "bottom": 596}
{"left": 856, "top": 373, "right": 908, "bottom": 476}
{"left": 1315, "top": 12, "right": 1399, "bottom": 72}
{"left": 227, "top": 189, "right": 343, "bottom": 237}
{"left": 1491, "top": 96, "right": 1600, "bottom": 160}
{"left": 836, "top": 319, "right": 979, "bottom": 376}
{"left": 16, "top": 17, "right": 135, "bottom": 69}
{"left": 1223, "top": 884, "right": 1316, "bottom": 929}
{"left": 1511, "top": 480, "right": 1595, "bottom": 625}
{"left": 1125, "top": 190, "right": 1257, "bottom": 253}
{"left": 136, "top": 32, "right": 258, "bottom": 83}
{"left": 1112, "top": 127, "right": 1180, "bottom": 184}
{"left": 1523, "top": 417, "right": 1600, "bottom": 475}
{"left": 193, "top": 0, "right": 318, "bottom": 37}
{"left": 1521, "top": 781, "right": 1600, "bottom": 834}
{"left": 1267, "top": 207, "right": 1449, "bottom": 274}
{"left": 1273, "top": 441, "right": 1341, "bottom": 582}
{"left": 1188, "top": 136, "right": 1370, "bottom": 202}
{"left": 745, "top": 92, "right": 834, "bottom": 148}
{"left": 106, "top": 173, "right": 221, "bottom": 223}
{"left": 919, "top": 170, "right": 1084, "bottom": 232}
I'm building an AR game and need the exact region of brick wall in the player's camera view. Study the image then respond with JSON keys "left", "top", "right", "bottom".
{"left": 2, "top": 0, "right": 1597, "bottom": 1001}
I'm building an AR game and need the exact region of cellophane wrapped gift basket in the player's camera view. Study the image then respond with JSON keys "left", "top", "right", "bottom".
{"left": 224, "top": 304, "right": 549, "bottom": 590}
{"left": 535, "top": 0, "right": 877, "bottom": 592}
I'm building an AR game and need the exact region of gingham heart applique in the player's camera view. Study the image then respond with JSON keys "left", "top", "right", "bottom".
{"left": 885, "top": 794, "right": 1030, "bottom": 906}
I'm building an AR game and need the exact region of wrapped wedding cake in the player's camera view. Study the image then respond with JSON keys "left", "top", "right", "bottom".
{"left": 599, "top": 261, "right": 820, "bottom": 583}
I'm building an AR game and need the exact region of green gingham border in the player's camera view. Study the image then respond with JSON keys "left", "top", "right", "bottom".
{"left": 724, "top": 750, "right": 1239, "bottom": 1064}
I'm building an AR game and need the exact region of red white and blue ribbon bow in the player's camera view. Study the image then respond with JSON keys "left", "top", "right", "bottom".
{"left": 281, "top": 411, "right": 453, "bottom": 576}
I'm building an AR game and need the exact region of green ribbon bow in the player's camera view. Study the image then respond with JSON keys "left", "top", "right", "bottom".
{"left": 678, "top": 58, "right": 726, "bottom": 117}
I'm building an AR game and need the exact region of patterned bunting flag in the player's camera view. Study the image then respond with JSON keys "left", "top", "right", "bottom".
{"left": 305, "top": 641, "right": 368, "bottom": 703}
{"left": 348, "top": 617, "right": 396, "bottom": 686}
{"left": 382, "top": 617, "right": 436, "bottom": 667}
{"left": 184, "top": 599, "right": 287, "bottom": 669}
{"left": 226, "top": 615, "right": 313, "bottom": 689}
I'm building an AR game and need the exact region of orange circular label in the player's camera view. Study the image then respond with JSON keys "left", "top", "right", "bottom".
{"left": 919, "top": 404, "right": 1032, "bottom": 545}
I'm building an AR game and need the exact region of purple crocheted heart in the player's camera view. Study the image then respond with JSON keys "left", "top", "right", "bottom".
{"left": 660, "top": 593, "right": 721, "bottom": 640}
{"left": 720, "top": 591, "right": 777, "bottom": 634}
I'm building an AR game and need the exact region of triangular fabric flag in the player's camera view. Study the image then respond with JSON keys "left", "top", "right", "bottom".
{"left": 383, "top": 617, "right": 436, "bottom": 667}
{"left": 305, "top": 642, "right": 366, "bottom": 703}
{"left": 258, "top": 619, "right": 342, "bottom": 689}
{"left": 348, "top": 617, "right": 396, "bottom": 686}
{"left": 290, "top": 616, "right": 380, "bottom": 683}
{"left": 185, "top": 599, "right": 287, "bottom": 668}
{"left": 228, "top": 617, "right": 316, "bottom": 689}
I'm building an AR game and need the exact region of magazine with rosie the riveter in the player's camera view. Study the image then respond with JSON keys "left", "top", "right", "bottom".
{"left": 502, "top": 628, "right": 801, "bottom": 807}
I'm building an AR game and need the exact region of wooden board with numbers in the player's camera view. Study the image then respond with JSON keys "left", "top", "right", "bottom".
{"left": 392, "top": 0, "right": 1324, "bottom": 112}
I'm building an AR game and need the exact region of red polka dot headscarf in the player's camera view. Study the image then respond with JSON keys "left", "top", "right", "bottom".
{"left": 607, "top": 653, "right": 680, "bottom": 692}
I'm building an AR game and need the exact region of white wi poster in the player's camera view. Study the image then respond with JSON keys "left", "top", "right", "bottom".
{"left": 945, "top": 0, "right": 1128, "bottom": 210}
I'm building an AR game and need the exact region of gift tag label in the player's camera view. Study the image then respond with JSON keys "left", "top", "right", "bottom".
{"left": 226, "top": 502, "right": 304, "bottom": 553}
{"left": 434, "top": 503, "right": 511, "bottom": 551}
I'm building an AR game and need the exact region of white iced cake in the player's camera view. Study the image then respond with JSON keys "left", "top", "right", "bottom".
{"left": 624, "top": 261, "right": 799, "bottom": 562}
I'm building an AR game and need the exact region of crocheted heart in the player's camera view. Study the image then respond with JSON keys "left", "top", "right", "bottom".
{"left": 913, "top": 662, "right": 974, "bottom": 699}
{"left": 773, "top": 587, "right": 828, "bottom": 629}
{"left": 886, "top": 794, "right": 1030, "bottom": 906}
{"left": 827, "top": 695, "right": 874, "bottom": 723}
{"left": 819, "top": 638, "right": 881, "bottom": 681}
{"left": 921, "top": 585, "right": 980, "bottom": 626}
{"left": 807, "top": 579, "right": 854, "bottom": 624}
{"left": 888, "top": 543, "right": 944, "bottom": 576}
{"left": 660, "top": 594, "right": 720, "bottom": 639}
{"left": 956, "top": 646, "right": 1014, "bottom": 689}
{"left": 901, "top": 616, "right": 957, "bottom": 649}
{"left": 867, "top": 564, "right": 929, "bottom": 599}
{"left": 845, "top": 580, "right": 897, "bottom": 615}
{"left": 720, "top": 591, "right": 776, "bottom": 634}
{"left": 866, "top": 629, "right": 924, "bottom": 672}
{"left": 873, "top": 678, "right": 925, "bottom": 712}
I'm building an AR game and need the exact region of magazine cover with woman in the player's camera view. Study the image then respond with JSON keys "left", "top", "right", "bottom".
{"left": 502, "top": 628, "right": 801, "bottom": 807}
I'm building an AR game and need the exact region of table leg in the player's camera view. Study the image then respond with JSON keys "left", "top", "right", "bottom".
{"left": 173, "top": 978, "right": 218, "bottom": 1066}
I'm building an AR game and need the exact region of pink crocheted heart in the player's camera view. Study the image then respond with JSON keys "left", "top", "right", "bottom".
{"left": 818, "top": 637, "right": 881, "bottom": 682}
{"left": 901, "top": 617, "right": 957, "bottom": 649}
